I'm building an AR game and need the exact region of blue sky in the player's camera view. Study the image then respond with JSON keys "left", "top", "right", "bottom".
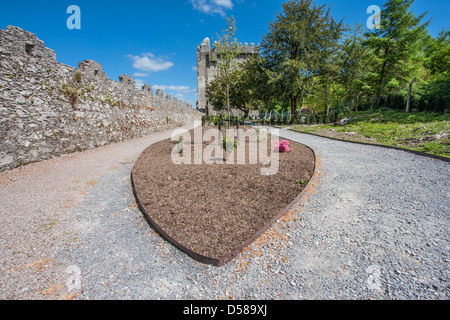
{"left": 1, "top": 0, "right": 448, "bottom": 107}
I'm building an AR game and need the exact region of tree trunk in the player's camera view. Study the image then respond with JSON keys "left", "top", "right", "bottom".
{"left": 237, "top": 107, "right": 249, "bottom": 120}
{"left": 355, "top": 91, "right": 362, "bottom": 112}
{"left": 289, "top": 96, "right": 297, "bottom": 124}
{"left": 406, "top": 77, "right": 416, "bottom": 113}
{"left": 226, "top": 84, "right": 230, "bottom": 120}
{"left": 377, "top": 47, "right": 390, "bottom": 100}
{"left": 290, "top": 96, "right": 297, "bottom": 116}
{"left": 218, "top": 114, "right": 222, "bottom": 138}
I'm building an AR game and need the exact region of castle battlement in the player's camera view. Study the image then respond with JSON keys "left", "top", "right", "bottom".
{"left": 0, "top": 26, "right": 200, "bottom": 172}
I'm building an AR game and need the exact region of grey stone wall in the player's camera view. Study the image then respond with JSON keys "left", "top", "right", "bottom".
{"left": 196, "top": 37, "right": 259, "bottom": 116}
{"left": 0, "top": 26, "right": 201, "bottom": 172}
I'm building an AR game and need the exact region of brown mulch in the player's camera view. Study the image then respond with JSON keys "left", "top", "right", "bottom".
{"left": 131, "top": 127, "right": 315, "bottom": 263}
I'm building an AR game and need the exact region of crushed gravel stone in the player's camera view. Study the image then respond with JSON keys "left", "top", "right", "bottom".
{"left": 0, "top": 125, "right": 448, "bottom": 300}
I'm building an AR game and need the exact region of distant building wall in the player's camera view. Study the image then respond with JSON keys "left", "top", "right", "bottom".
{"left": 0, "top": 26, "right": 201, "bottom": 172}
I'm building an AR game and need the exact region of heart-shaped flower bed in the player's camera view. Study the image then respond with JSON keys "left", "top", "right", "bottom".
{"left": 131, "top": 127, "right": 316, "bottom": 266}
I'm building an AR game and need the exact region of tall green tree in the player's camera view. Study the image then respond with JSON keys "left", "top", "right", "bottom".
{"left": 260, "top": 0, "right": 344, "bottom": 115}
{"left": 363, "top": 0, "right": 431, "bottom": 98}
{"left": 421, "top": 28, "right": 450, "bottom": 111}
{"left": 338, "top": 23, "right": 371, "bottom": 105}
{"left": 307, "top": 24, "right": 369, "bottom": 112}
{"left": 206, "top": 57, "right": 269, "bottom": 118}
{"left": 424, "top": 28, "right": 450, "bottom": 80}
{"left": 213, "top": 16, "right": 241, "bottom": 116}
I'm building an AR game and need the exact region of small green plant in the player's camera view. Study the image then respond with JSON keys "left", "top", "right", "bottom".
{"left": 212, "top": 116, "right": 221, "bottom": 126}
{"left": 104, "top": 95, "right": 117, "bottom": 107}
{"left": 202, "top": 115, "right": 214, "bottom": 126}
{"left": 177, "top": 136, "right": 184, "bottom": 154}
{"left": 74, "top": 71, "right": 82, "bottom": 84}
{"left": 296, "top": 180, "right": 306, "bottom": 184}
{"left": 41, "top": 219, "right": 57, "bottom": 233}
{"left": 166, "top": 116, "right": 170, "bottom": 124}
{"left": 220, "top": 136, "right": 239, "bottom": 160}
{"left": 221, "top": 136, "right": 239, "bottom": 152}
{"left": 61, "top": 83, "right": 79, "bottom": 107}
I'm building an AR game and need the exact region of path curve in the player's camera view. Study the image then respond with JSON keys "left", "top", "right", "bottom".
{"left": 0, "top": 125, "right": 448, "bottom": 300}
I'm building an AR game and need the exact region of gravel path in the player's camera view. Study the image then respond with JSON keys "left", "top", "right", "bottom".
{"left": 0, "top": 125, "right": 448, "bottom": 300}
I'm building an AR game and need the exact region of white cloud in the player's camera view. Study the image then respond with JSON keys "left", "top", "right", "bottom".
{"left": 133, "top": 72, "right": 150, "bottom": 78}
{"left": 190, "top": 0, "right": 234, "bottom": 17}
{"left": 212, "top": 0, "right": 233, "bottom": 9}
{"left": 175, "top": 93, "right": 185, "bottom": 100}
{"left": 134, "top": 79, "right": 146, "bottom": 90}
{"left": 153, "top": 85, "right": 191, "bottom": 92}
{"left": 126, "top": 53, "right": 174, "bottom": 72}
{"left": 192, "top": 66, "right": 197, "bottom": 72}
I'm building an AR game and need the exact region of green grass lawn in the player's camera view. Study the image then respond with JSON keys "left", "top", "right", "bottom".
{"left": 284, "top": 110, "right": 450, "bottom": 158}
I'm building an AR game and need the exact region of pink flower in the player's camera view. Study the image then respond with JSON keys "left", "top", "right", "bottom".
{"left": 276, "top": 140, "right": 293, "bottom": 153}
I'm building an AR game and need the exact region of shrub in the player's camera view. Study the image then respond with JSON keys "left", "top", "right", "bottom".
{"left": 305, "top": 114, "right": 311, "bottom": 125}
{"left": 221, "top": 136, "right": 239, "bottom": 151}
{"left": 74, "top": 71, "right": 82, "bottom": 84}
{"left": 177, "top": 136, "right": 184, "bottom": 154}
{"left": 212, "top": 116, "right": 220, "bottom": 126}
{"left": 271, "top": 116, "right": 276, "bottom": 124}
{"left": 61, "top": 84, "right": 78, "bottom": 107}
{"left": 201, "top": 115, "right": 210, "bottom": 126}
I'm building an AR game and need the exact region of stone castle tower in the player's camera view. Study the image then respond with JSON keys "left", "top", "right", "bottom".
{"left": 196, "top": 37, "right": 260, "bottom": 115}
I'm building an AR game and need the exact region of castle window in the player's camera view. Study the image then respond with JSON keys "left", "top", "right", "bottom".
{"left": 25, "top": 43, "right": 35, "bottom": 56}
